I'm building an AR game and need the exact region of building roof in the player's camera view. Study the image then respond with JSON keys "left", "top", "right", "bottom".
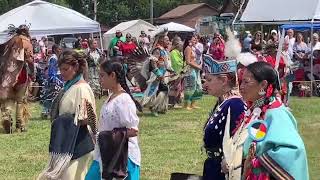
{"left": 158, "top": 3, "right": 218, "bottom": 20}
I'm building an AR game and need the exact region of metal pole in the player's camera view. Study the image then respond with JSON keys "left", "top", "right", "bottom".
{"left": 93, "top": 0, "right": 97, "bottom": 21}
{"left": 310, "top": 19, "right": 314, "bottom": 96}
{"left": 150, "top": 0, "right": 154, "bottom": 24}
{"left": 231, "top": 0, "right": 246, "bottom": 30}
{"left": 98, "top": 24, "right": 104, "bottom": 51}
{"left": 260, "top": 24, "right": 264, "bottom": 40}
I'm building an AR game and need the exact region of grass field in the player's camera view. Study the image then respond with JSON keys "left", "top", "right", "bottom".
{"left": 0, "top": 96, "right": 319, "bottom": 180}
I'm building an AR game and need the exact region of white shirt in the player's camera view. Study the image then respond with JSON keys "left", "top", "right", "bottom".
{"left": 313, "top": 42, "right": 320, "bottom": 51}
{"left": 95, "top": 93, "right": 141, "bottom": 166}
{"left": 287, "top": 36, "right": 295, "bottom": 58}
{"left": 195, "top": 42, "right": 204, "bottom": 64}
{"left": 139, "top": 36, "right": 150, "bottom": 49}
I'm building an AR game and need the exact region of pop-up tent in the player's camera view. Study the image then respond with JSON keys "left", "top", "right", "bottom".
{"left": 0, "top": 0, "right": 101, "bottom": 43}
{"left": 281, "top": 24, "right": 320, "bottom": 31}
{"left": 158, "top": 22, "right": 195, "bottom": 32}
{"left": 239, "top": 0, "right": 320, "bottom": 24}
{"left": 103, "top": 19, "right": 157, "bottom": 49}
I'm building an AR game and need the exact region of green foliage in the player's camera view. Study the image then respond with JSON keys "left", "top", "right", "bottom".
{"left": 0, "top": 0, "right": 25, "bottom": 15}
{"left": 0, "top": 0, "right": 9, "bottom": 15}
{"left": 202, "top": 0, "right": 224, "bottom": 8}
{"left": 0, "top": 0, "right": 227, "bottom": 26}
{"left": 0, "top": 0, "right": 68, "bottom": 15}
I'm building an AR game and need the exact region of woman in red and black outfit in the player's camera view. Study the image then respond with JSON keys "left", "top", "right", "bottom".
{"left": 119, "top": 33, "right": 137, "bottom": 56}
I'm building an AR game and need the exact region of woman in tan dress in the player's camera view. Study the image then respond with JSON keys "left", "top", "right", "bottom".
{"left": 38, "top": 50, "right": 97, "bottom": 180}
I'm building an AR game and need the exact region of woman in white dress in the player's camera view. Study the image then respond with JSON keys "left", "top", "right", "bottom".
{"left": 86, "top": 60, "right": 142, "bottom": 180}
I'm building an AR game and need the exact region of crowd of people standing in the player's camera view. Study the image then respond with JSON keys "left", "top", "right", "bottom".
{"left": 0, "top": 24, "right": 309, "bottom": 180}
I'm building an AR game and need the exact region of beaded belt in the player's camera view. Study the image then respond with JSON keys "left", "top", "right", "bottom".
{"left": 206, "top": 147, "right": 223, "bottom": 159}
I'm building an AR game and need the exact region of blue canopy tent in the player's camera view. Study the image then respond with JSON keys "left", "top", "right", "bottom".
{"left": 280, "top": 23, "right": 320, "bottom": 31}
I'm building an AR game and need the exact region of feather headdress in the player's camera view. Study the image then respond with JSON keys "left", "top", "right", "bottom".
{"left": 224, "top": 27, "right": 257, "bottom": 66}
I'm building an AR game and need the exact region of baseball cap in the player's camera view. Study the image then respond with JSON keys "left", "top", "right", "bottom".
{"left": 271, "top": 30, "right": 277, "bottom": 35}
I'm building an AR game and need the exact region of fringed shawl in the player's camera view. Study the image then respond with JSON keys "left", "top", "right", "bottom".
{"left": 0, "top": 36, "right": 25, "bottom": 100}
{"left": 39, "top": 79, "right": 97, "bottom": 180}
{"left": 38, "top": 114, "right": 79, "bottom": 180}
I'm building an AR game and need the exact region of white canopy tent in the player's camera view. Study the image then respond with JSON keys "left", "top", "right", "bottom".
{"left": 158, "top": 22, "right": 195, "bottom": 32}
{"left": 238, "top": 0, "right": 320, "bottom": 24}
{"left": 103, "top": 19, "right": 157, "bottom": 49}
{"left": 0, "top": 0, "right": 101, "bottom": 44}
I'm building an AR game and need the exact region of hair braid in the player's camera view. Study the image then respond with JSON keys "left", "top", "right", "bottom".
{"left": 101, "top": 60, "right": 143, "bottom": 112}
{"left": 118, "top": 69, "right": 143, "bottom": 112}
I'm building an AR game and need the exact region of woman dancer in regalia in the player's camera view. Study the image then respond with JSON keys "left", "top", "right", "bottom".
{"left": 183, "top": 35, "right": 202, "bottom": 110}
{"left": 202, "top": 54, "right": 245, "bottom": 180}
{"left": 241, "top": 62, "right": 308, "bottom": 179}
{"left": 41, "top": 44, "right": 64, "bottom": 119}
{"left": 222, "top": 61, "right": 309, "bottom": 180}
{"left": 39, "top": 50, "right": 97, "bottom": 180}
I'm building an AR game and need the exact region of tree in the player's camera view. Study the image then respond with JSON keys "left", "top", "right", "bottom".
{"left": 201, "top": 0, "right": 224, "bottom": 8}
{"left": 0, "top": 0, "right": 227, "bottom": 26}
{"left": 0, "top": 0, "right": 9, "bottom": 15}
{"left": 0, "top": 0, "right": 68, "bottom": 15}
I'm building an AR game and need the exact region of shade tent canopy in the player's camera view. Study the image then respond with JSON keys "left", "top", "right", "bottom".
{"left": 0, "top": 0, "right": 100, "bottom": 43}
{"left": 103, "top": 19, "right": 157, "bottom": 49}
{"left": 281, "top": 24, "right": 320, "bottom": 31}
{"left": 158, "top": 22, "right": 195, "bottom": 32}
{"left": 240, "top": 0, "right": 320, "bottom": 24}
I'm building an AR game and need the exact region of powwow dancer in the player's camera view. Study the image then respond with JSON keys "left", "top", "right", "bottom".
{"left": 140, "top": 29, "right": 175, "bottom": 116}
{"left": 202, "top": 54, "right": 245, "bottom": 180}
{"left": 41, "top": 44, "right": 64, "bottom": 119}
{"left": 201, "top": 28, "right": 257, "bottom": 179}
{"left": 86, "top": 39, "right": 104, "bottom": 97}
{"left": 221, "top": 29, "right": 309, "bottom": 180}
{"left": 239, "top": 62, "right": 309, "bottom": 179}
{"left": 168, "top": 36, "right": 185, "bottom": 108}
{"left": 0, "top": 24, "right": 34, "bottom": 133}
{"left": 183, "top": 35, "right": 203, "bottom": 110}
{"left": 38, "top": 50, "right": 97, "bottom": 180}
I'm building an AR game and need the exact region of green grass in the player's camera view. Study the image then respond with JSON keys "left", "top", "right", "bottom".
{"left": 0, "top": 96, "right": 319, "bottom": 180}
